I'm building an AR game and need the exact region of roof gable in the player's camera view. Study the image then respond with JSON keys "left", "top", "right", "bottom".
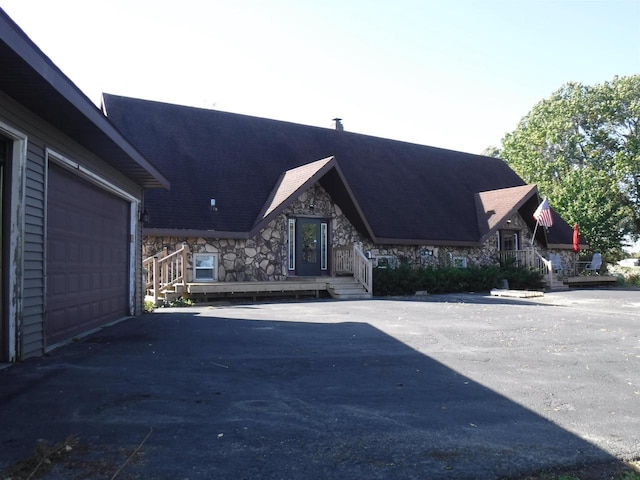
{"left": 256, "top": 157, "right": 335, "bottom": 225}
{"left": 252, "top": 156, "right": 374, "bottom": 239}
{"left": 475, "top": 185, "right": 538, "bottom": 243}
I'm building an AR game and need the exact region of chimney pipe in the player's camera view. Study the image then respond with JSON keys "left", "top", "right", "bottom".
{"left": 332, "top": 118, "right": 344, "bottom": 131}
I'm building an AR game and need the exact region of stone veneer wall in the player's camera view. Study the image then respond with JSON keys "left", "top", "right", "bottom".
{"left": 143, "top": 184, "right": 363, "bottom": 282}
{"left": 143, "top": 182, "right": 566, "bottom": 282}
{"left": 358, "top": 211, "right": 546, "bottom": 269}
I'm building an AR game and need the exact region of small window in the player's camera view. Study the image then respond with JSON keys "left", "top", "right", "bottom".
{"left": 375, "top": 255, "right": 396, "bottom": 269}
{"left": 452, "top": 256, "right": 467, "bottom": 268}
{"left": 194, "top": 253, "right": 218, "bottom": 281}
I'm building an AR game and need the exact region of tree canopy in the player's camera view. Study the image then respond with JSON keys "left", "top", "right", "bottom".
{"left": 498, "top": 75, "right": 640, "bottom": 257}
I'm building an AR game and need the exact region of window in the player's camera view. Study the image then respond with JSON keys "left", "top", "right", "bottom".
{"left": 194, "top": 253, "right": 218, "bottom": 281}
{"left": 320, "top": 222, "right": 328, "bottom": 270}
{"left": 452, "top": 256, "right": 467, "bottom": 268}
{"left": 288, "top": 218, "right": 296, "bottom": 270}
{"left": 375, "top": 255, "right": 397, "bottom": 269}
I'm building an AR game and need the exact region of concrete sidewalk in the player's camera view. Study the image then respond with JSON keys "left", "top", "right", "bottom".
{"left": 1, "top": 289, "right": 639, "bottom": 479}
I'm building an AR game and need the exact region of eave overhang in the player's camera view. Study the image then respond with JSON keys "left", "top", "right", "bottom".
{"left": 0, "top": 9, "right": 169, "bottom": 189}
{"left": 142, "top": 228, "right": 250, "bottom": 239}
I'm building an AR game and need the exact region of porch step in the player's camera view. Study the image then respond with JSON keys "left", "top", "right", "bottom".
{"left": 327, "top": 278, "right": 372, "bottom": 300}
{"left": 546, "top": 279, "right": 569, "bottom": 291}
{"left": 146, "top": 289, "right": 182, "bottom": 304}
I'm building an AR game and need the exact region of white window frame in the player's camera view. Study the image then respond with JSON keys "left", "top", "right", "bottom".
{"left": 452, "top": 256, "right": 468, "bottom": 268}
{"left": 193, "top": 253, "right": 218, "bottom": 282}
{"left": 320, "top": 222, "right": 328, "bottom": 271}
{"left": 288, "top": 218, "right": 296, "bottom": 271}
{"left": 375, "top": 255, "right": 397, "bottom": 269}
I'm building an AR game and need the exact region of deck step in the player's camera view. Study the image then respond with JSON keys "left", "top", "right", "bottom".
{"left": 327, "top": 279, "right": 372, "bottom": 300}
{"left": 548, "top": 280, "right": 569, "bottom": 291}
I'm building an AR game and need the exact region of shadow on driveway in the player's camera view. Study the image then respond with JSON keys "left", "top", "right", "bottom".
{"left": 0, "top": 307, "right": 632, "bottom": 479}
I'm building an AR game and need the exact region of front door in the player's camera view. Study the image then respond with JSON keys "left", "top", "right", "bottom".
{"left": 295, "top": 218, "right": 328, "bottom": 276}
{"left": 499, "top": 230, "right": 519, "bottom": 251}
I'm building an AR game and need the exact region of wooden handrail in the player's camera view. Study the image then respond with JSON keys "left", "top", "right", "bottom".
{"left": 535, "top": 251, "right": 553, "bottom": 287}
{"left": 353, "top": 243, "right": 373, "bottom": 293}
{"left": 331, "top": 243, "right": 373, "bottom": 293}
{"left": 143, "top": 242, "right": 189, "bottom": 304}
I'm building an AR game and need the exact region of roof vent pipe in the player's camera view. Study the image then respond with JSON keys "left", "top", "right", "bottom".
{"left": 332, "top": 118, "right": 344, "bottom": 131}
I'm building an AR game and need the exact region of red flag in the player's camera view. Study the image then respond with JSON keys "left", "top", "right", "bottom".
{"left": 533, "top": 198, "right": 553, "bottom": 228}
{"left": 573, "top": 224, "right": 580, "bottom": 253}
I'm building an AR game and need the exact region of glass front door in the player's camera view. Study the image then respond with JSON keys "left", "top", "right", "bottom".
{"left": 294, "top": 218, "right": 328, "bottom": 276}
{"left": 499, "top": 230, "right": 519, "bottom": 251}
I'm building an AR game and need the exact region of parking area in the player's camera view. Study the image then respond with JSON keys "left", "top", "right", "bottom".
{"left": 1, "top": 289, "right": 639, "bottom": 479}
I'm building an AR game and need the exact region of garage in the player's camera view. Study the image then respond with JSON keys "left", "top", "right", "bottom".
{"left": 46, "top": 163, "right": 131, "bottom": 346}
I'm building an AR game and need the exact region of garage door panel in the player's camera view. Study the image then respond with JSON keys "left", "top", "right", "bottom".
{"left": 46, "top": 164, "right": 130, "bottom": 345}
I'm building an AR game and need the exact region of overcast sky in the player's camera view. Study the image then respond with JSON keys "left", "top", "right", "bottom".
{"left": 2, "top": 0, "right": 639, "bottom": 154}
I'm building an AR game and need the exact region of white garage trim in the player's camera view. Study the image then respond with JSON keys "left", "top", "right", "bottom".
{"left": 0, "top": 120, "right": 27, "bottom": 362}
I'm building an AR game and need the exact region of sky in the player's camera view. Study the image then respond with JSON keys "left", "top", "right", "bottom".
{"left": 1, "top": 0, "right": 639, "bottom": 155}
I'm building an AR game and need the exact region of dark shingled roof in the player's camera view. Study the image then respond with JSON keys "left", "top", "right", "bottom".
{"left": 102, "top": 94, "right": 574, "bottom": 247}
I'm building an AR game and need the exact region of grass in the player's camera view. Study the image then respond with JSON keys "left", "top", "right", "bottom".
{"left": 1, "top": 433, "right": 150, "bottom": 480}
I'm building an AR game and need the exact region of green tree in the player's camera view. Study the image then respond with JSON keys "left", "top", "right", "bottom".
{"left": 499, "top": 75, "right": 640, "bottom": 257}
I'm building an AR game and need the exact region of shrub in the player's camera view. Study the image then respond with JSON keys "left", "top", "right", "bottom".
{"left": 160, "top": 297, "right": 194, "bottom": 308}
{"left": 373, "top": 264, "right": 543, "bottom": 296}
{"left": 143, "top": 300, "right": 155, "bottom": 313}
{"left": 607, "top": 265, "right": 640, "bottom": 287}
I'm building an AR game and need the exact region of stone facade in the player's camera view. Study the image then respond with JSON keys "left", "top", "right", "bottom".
{"left": 143, "top": 182, "right": 568, "bottom": 282}
{"left": 356, "top": 209, "right": 550, "bottom": 269}
{"left": 143, "top": 184, "right": 361, "bottom": 282}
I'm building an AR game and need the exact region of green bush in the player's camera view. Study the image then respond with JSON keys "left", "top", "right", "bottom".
{"left": 373, "top": 264, "right": 543, "bottom": 296}
{"left": 623, "top": 272, "right": 640, "bottom": 286}
{"left": 160, "top": 297, "right": 194, "bottom": 308}
{"left": 143, "top": 300, "right": 155, "bottom": 313}
{"left": 607, "top": 265, "right": 640, "bottom": 287}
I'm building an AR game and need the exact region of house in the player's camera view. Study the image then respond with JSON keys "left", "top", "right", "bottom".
{"left": 0, "top": 9, "right": 169, "bottom": 361}
{"left": 102, "top": 94, "right": 577, "bottom": 299}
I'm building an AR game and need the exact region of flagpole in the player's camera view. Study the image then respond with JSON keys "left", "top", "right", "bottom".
{"left": 531, "top": 219, "right": 540, "bottom": 246}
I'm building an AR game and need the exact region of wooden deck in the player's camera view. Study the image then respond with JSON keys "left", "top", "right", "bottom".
{"left": 145, "top": 243, "right": 373, "bottom": 303}
{"left": 162, "top": 276, "right": 372, "bottom": 301}
{"left": 565, "top": 275, "right": 618, "bottom": 287}
{"left": 186, "top": 279, "right": 329, "bottom": 300}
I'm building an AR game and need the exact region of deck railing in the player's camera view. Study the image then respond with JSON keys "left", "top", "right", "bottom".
{"left": 353, "top": 244, "right": 373, "bottom": 293}
{"left": 534, "top": 251, "right": 554, "bottom": 287}
{"left": 498, "top": 249, "right": 537, "bottom": 268}
{"left": 143, "top": 242, "right": 189, "bottom": 304}
{"left": 332, "top": 243, "right": 373, "bottom": 293}
{"left": 333, "top": 245, "right": 354, "bottom": 275}
{"left": 498, "top": 249, "right": 555, "bottom": 287}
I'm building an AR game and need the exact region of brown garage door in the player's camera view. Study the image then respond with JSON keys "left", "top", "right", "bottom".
{"left": 46, "top": 163, "right": 130, "bottom": 346}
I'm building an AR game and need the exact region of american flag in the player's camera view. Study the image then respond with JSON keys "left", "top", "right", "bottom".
{"left": 533, "top": 198, "right": 553, "bottom": 227}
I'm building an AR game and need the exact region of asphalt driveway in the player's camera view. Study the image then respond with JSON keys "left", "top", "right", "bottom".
{"left": 1, "top": 289, "right": 639, "bottom": 479}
